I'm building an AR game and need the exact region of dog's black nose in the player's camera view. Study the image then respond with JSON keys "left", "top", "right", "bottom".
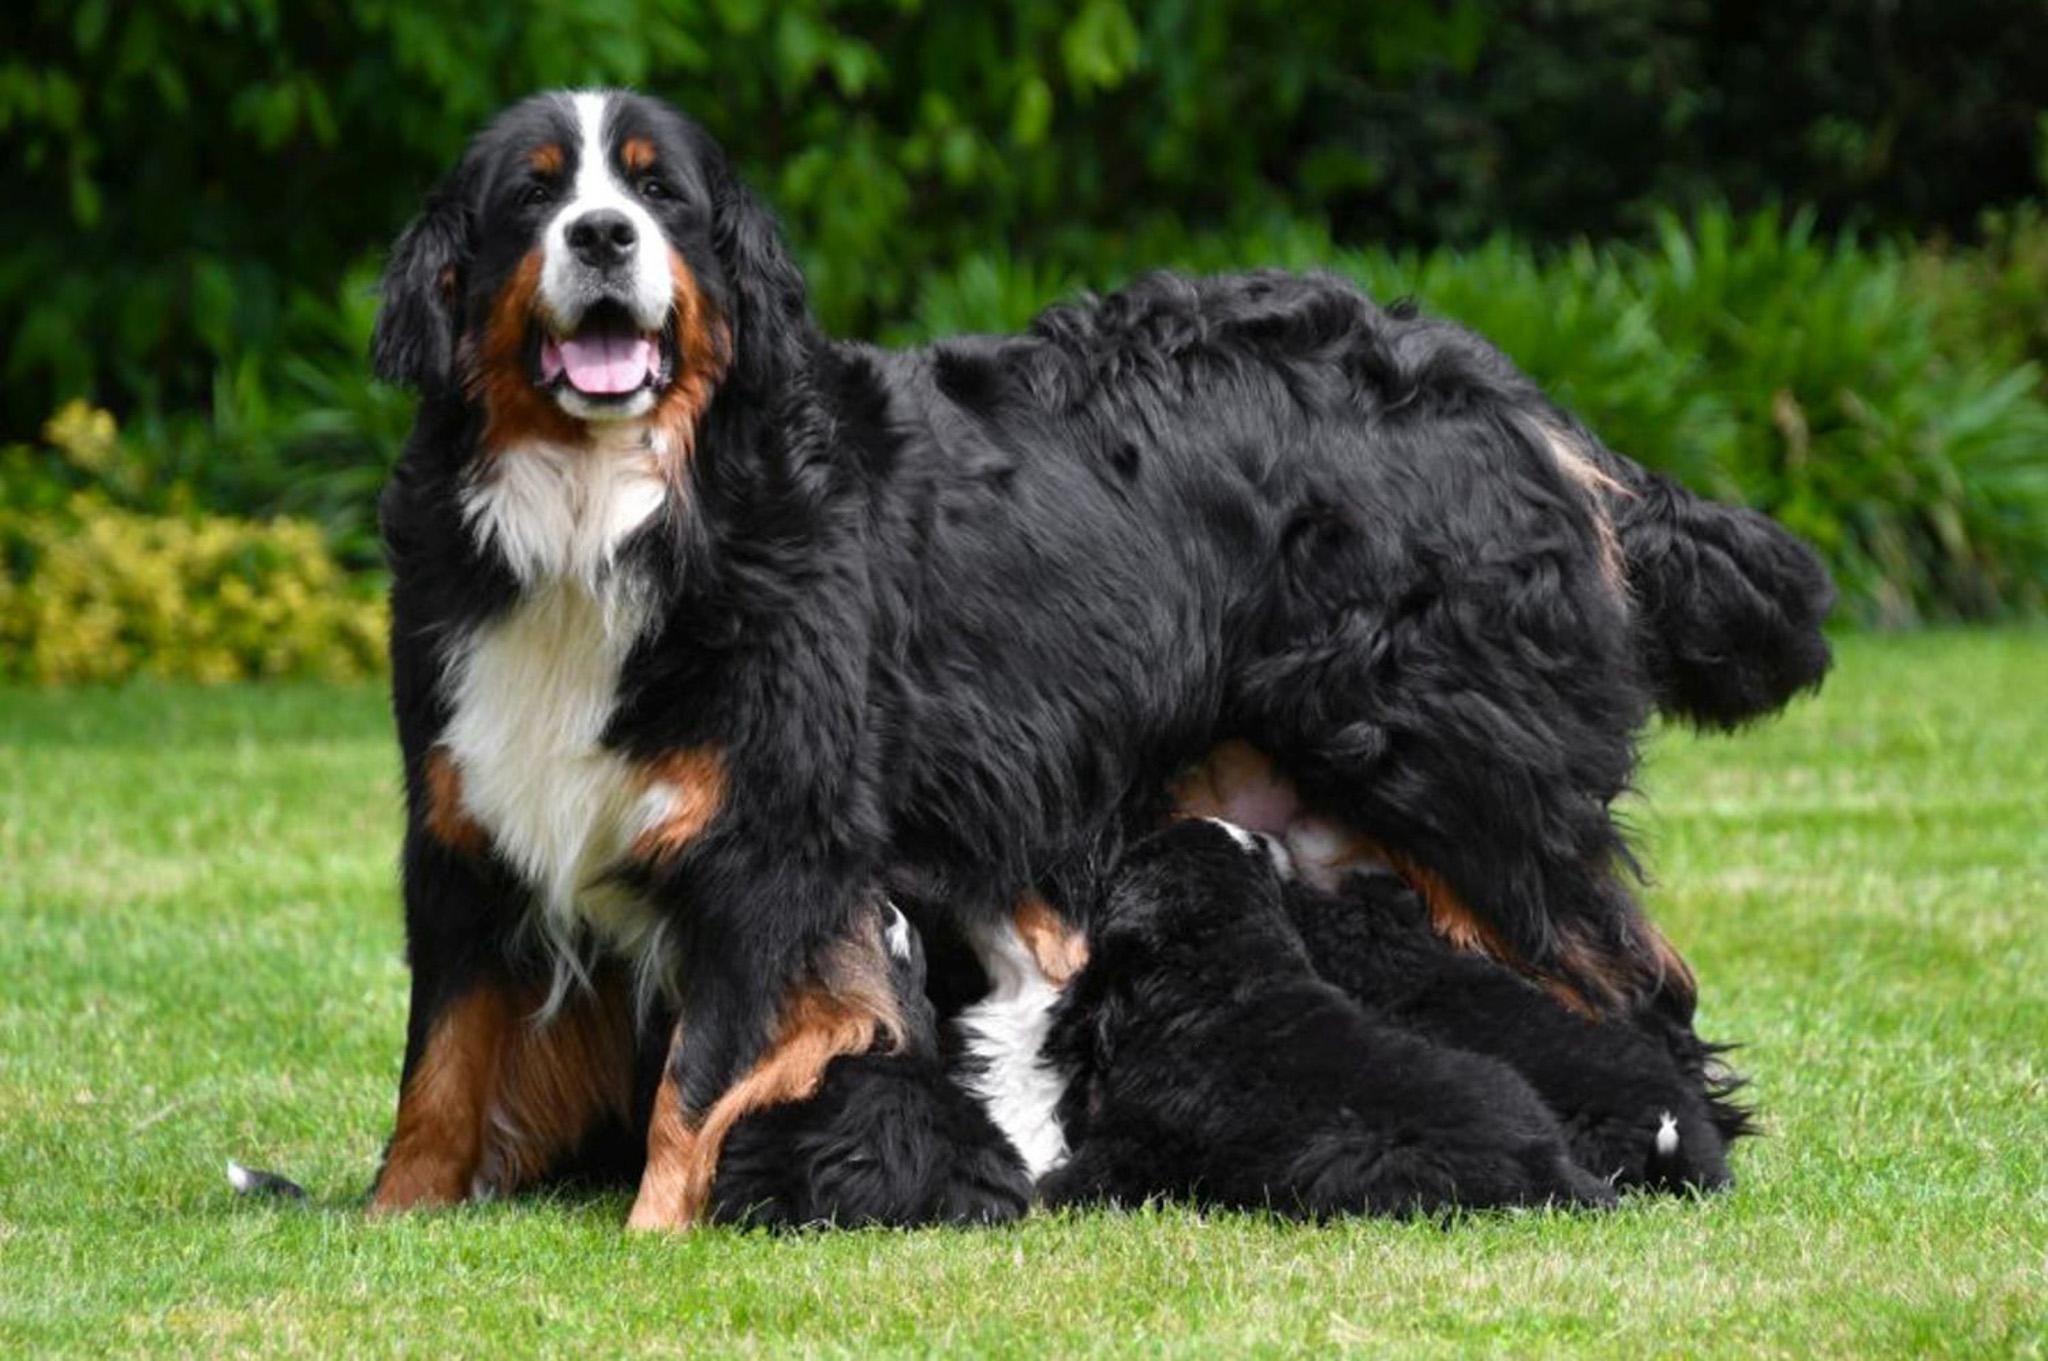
{"left": 567, "top": 209, "right": 637, "bottom": 269}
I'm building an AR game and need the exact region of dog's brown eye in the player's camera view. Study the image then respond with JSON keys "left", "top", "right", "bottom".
{"left": 520, "top": 183, "right": 552, "bottom": 207}
{"left": 636, "top": 176, "right": 669, "bottom": 201}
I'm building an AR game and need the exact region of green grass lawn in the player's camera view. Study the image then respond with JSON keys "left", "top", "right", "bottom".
{"left": 2, "top": 631, "right": 2044, "bottom": 1357}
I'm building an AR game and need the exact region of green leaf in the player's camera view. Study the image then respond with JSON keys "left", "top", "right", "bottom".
{"left": 1011, "top": 76, "right": 1053, "bottom": 147}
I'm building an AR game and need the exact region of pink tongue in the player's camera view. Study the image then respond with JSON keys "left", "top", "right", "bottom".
{"left": 552, "top": 332, "right": 657, "bottom": 395}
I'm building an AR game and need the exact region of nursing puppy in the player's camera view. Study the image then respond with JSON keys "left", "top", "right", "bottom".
{"left": 1281, "top": 866, "right": 1752, "bottom": 1192}
{"left": 710, "top": 902, "right": 1032, "bottom": 1228}
{"left": 1035, "top": 820, "right": 1616, "bottom": 1216}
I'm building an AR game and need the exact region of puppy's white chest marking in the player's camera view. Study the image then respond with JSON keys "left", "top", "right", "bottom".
{"left": 957, "top": 918, "right": 1071, "bottom": 1181}
{"left": 441, "top": 430, "right": 676, "bottom": 994}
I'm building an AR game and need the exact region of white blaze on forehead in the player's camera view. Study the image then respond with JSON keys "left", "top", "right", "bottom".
{"left": 537, "top": 90, "right": 672, "bottom": 333}
{"left": 883, "top": 902, "right": 915, "bottom": 962}
{"left": 1203, "top": 817, "right": 1295, "bottom": 879}
{"left": 1204, "top": 816, "right": 1260, "bottom": 853}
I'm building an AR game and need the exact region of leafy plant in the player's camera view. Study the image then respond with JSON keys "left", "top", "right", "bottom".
{"left": 0, "top": 493, "right": 387, "bottom": 684}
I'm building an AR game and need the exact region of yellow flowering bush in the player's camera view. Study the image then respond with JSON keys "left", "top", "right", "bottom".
{"left": 0, "top": 497, "right": 387, "bottom": 684}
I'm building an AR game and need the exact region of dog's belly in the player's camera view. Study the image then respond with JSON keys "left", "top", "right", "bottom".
{"left": 441, "top": 580, "right": 672, "bottom": 983}
{"left": 1170, "top": 740, "right": 1392, "bottom": 889}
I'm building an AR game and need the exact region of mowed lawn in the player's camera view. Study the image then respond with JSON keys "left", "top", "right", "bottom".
{"left": 1, "top": 631, "right": 2043, "bottom": 1358}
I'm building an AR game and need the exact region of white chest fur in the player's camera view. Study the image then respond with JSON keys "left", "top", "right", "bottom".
{"left": 957, "top": 918, "right": 1072, "bottom": 1180}
{"left": 460, "top": 430, "right": 670, "bottom": 588}
{"left": 439, "top": 431, "right": 677, "bottom": 1002}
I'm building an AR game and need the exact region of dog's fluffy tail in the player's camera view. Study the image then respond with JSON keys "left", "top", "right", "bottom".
{"left": 1610, "top": 471, "right": 1835, "bottom": 729}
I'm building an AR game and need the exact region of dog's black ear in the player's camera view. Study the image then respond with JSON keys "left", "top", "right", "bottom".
{"left": 707, "top": 157, "right": 815, "bottom": 393}
{"left": 372, "top": 176, "right": 474, "bottom": 391}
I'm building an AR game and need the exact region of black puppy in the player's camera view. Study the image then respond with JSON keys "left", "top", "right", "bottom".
{"left": 710, "top": 901, "right": 1033, "bottom": 1228}
{"left": 1282, "top": 865, "right": 1752, "bottom": 1192}
{"left": 1035, "top": 820, "right": 1615, "bottom": 1217}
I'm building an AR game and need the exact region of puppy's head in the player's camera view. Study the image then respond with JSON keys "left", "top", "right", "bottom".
{"left": 1095, "top": 818, "right": 1293, "bottom": 952}
{"left": 372, "top": 89, "right": 811, "bottom": 450}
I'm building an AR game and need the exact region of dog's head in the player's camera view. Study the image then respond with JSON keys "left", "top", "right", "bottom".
{"left": 373, "top": 89, "right": 810, "bottom": 450}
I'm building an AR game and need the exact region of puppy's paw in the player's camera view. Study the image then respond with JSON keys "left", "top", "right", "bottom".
{"left": 1582, "top": 1103, "right": 1734, "bottom": 1195}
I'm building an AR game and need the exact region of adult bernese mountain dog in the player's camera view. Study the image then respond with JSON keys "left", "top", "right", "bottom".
{"left": 366, "top": 88, "right": 1830, "bottom": 1228}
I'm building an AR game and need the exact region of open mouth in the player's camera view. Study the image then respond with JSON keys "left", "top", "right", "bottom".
{"left": 530, "top": 300, "right": 677, "bottom": 408}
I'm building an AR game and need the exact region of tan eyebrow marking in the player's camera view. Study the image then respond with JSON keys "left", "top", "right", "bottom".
{"left": 621, "top": 136, "right": 657, "bottom": 173}
{"left": 529, "top": 142, "right": 564, "bottom": 175}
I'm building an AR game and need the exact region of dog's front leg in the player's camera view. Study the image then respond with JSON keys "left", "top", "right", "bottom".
{"left": 626, "top": 870, "right": 904, "bottom": 1232}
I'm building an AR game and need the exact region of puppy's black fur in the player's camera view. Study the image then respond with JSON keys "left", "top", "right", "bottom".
{"left": 711, "top": 905, "right": 1033, "bottom": 1228}
{"left": 1281, "top": 866, "right": 1752, "bottom": 1192}
{"left": 710, "top": 1050, "right": 1035, "bottom": 1228}
{"left": 1038, "top": 821, "right": 1616, "bottom": 1216}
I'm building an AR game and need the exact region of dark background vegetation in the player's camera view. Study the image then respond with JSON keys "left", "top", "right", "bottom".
{"left": 3, "top": 0, "right": 2045, "bottom": 673}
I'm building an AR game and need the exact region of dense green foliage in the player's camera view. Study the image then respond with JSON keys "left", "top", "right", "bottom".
{"left": 8, "top": 0, "right": 2044, "bottom": 432}
{"left": 4, "top": 632, "right": 2044, "bottom": 1354}
{"left": 2, "top": 1, "right": 2043, "bottom": 630}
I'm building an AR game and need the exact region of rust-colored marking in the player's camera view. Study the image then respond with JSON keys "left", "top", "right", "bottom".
{"left": 1539, "top": 422, "right": 1630, "bottom": 596}
{"left": 1391, "top": 854, "right": 1507, "bottom": 958}
{"left": 472, "top": 250, "right": 583, "bottom": 451}
{"left": 626, "top": 1025, "right": 696, "bottom": 1230}
{"left": 372, "top": 976, "right": 637, "bottom": 1213}
{"left": 529, "top": 142, "right": 565, "bottom": 176}
{"left": 631, "top": 746, "right": 728, "bottom": 864}
{"left": 647, "top": 250, "right": 728, "bottom": 475}
{"left": 473, "top": 979, "right": 636, "bottom": 1194}
{"left": 372, "top": 986, "right": 511, "bottom": 1213}
{"left": 1015, "top": 893, "right": 1089, "bottom": 986}
{"left": 620, "top": 136, "right": 657, "bottom": 173}
{"left": 422, "top": 745, "right": 486, "bottom": 856}
{"left": 464, "top": 241, "right": 726, "bottom": 473}
{"left": 1643, "top": 920, "right": 1700, "bottom": 1014}
{"left": 1554, "top": 922, "right": 1659, "bottom": 1019}
{"left": 626, "top": 918, "right": 904, "bottom": 1231}
{"left": 1384, "top": 848, "right": 1604, "bottom": 1016}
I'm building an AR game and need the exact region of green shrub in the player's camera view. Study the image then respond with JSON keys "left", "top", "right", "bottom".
{"left": 0, "top": 490, "right": 386, "bottom": 685}
{"left": 1918, "top": 204, "right": 2048, "bottom": 382}
{"left": 1616, "top": 210, "right": 2048, "bottom": 623}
